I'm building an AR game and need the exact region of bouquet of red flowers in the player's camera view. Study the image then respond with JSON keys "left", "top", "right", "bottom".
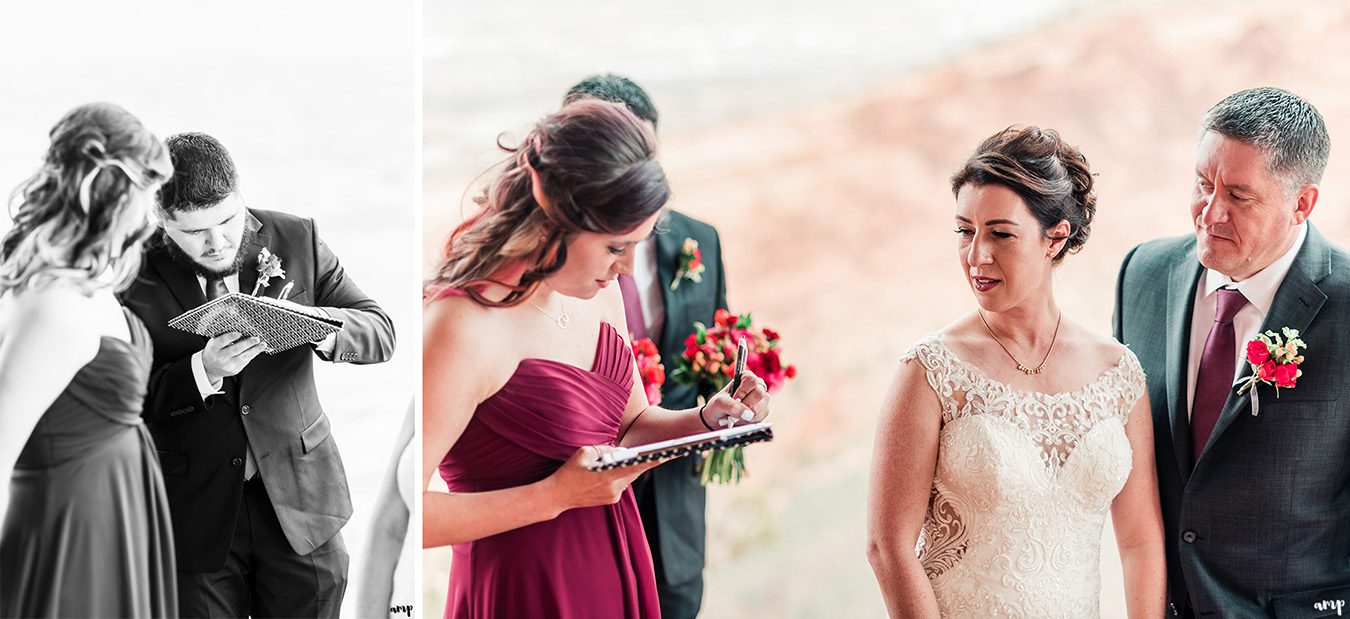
{"left": 631, "top": 337, "right": 665, "bottom": 406}
{"left": 671, "top": 309, "right": 796, "bottom": 484}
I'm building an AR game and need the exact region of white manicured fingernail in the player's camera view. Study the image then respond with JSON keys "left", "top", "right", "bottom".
{"left": 741, "top": 411, "right": 754, "bottom": 421}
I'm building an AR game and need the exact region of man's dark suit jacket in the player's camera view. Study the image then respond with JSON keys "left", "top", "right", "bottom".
{"left": 1114, "top": 224, "right": 1350, "bottom": 618}
{"left": 122, "top": 208, "right": 395, "bottom": 572}
{"left": 634, "top": 210, "right": 728, "bottom": 619}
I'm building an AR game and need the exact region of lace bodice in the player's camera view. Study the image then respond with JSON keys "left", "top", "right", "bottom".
{"left": 903, "top": 334, "right": 1146, "bottom": 618}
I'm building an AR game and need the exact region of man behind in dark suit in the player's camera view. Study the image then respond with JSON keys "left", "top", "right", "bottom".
{"left": 564, "top": 74, "right": 729, "bottom": 619}
{"left": 122, "top": 133, "right": 396, "bottom": 618}
{"left": 1114, "top": 87, "right": 1350, "bottom": 618}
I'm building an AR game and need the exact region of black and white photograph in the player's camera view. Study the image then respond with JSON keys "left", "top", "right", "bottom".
{"left": 0, "top": 2, "right": 417, "bottom": 617}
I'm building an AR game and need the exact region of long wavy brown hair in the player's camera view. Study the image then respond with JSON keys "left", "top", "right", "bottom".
{"left": 1, "top": 103, "right": 172, "bottom": 297}
{"left": 426, "top": 99, "right": 670, "bottom": 307}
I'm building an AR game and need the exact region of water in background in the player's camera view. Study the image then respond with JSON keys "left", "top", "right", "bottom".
{"left": 424, "top": 0, "right": 1108, "bottom": 193}
{"left": 1, "top": 2, "right": 416, "bottom": 616}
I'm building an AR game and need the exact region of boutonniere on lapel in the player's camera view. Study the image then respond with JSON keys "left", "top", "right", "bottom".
{"left": 670, "top": 238, "right": 705, "bottom": 290}
{"left": 1233, "top": 327, "right": 1306, "bottom": 416}
{"left": 251, "top": 247, "right": 286, "bottom": 296}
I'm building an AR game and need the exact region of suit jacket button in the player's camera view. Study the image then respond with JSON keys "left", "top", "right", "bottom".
{"left": 241, "top": 404, "right": 251, "bottom": 415}
{"left": 232, "top": 457, "right": 243, "bottom": 467}
{"left": 1183, "top": 530, "right": 1197, "bottom": 543}
{"left": 186, "top": 406, "right": 195, "bottom": 413}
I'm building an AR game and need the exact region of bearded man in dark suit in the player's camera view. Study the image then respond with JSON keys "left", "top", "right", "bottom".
{"left": 122, "top": 132, "right": 395, "bottom": 618}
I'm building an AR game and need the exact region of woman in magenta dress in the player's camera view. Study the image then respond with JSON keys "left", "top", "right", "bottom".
{"left": 423, "top": 99, "right": 772, "bottom": 618}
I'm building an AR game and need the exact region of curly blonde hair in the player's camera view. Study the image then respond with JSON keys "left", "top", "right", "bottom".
{"left": 1, "top": 103, "right": 172, "bottom": 296}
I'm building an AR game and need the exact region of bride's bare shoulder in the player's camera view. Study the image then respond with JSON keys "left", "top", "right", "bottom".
{"left": 1061, "top": 318, "right": 1130, "bottom": 368}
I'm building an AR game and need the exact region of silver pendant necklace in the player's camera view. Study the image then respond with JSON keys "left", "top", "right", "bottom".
{"left": 529, "top": 297, "right": 571, "bottom": 330}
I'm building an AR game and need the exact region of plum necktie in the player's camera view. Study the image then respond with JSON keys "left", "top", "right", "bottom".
{"left": 618, "top": 274, "right": 649, "bottom": 341}
{"left": 1190, "top": 287, "right": 1248, "bottom": 463}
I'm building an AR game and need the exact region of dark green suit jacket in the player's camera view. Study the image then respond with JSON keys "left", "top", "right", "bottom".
{"left": 632, "top": 210, "right": 727, "bottom": 619}
{"left": 1114, "top": 224, "right": 1350, "bottom": 618}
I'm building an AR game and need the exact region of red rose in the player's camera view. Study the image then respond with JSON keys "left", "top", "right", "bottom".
{"left": 785, "top": 365, "right": 797, "bottom": 379}
{"left": 689, "top": 258, "right": 702, "bottom": 270}
{"left": 1257, "top": 360, "right": 1277, "bottom": 382}
{"left": 713, "top": 309, "right": 732, "bottom": 325}
{"left": 762, "top": 328, "right": 780, "bottom": 341}
{"left": 1273, "top": 363, "right": 1299, "bottom": 388}
{"left": 1246, "top": 340, "right": 1270, "bottom": 365}
{"left": 759, "top": 349, "right": 782, "bottom": 374}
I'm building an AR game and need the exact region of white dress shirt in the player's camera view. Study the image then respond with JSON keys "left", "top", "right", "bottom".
{"left": 630, "top": 238, "right": 666, "bottom": 341}
{"left": 1186, "top": 223, "right": 1308, "bottom": 418}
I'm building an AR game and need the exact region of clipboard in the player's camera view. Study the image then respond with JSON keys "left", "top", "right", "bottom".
{"left": 588, "top": 422, "right": 773, "bottom": 471}
{"left": 168, "top": 292, "right": 343, "bottom": 354}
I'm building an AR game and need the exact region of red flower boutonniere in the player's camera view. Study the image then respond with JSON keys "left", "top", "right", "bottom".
{"left": 631, "top": 336, "right": 665, "bottom": 406}
{"left": 1234, "top": 327, "right": 1306, "bottom": 416}
{"left": 670, "top": 238, "right": 705, "bottom": 290}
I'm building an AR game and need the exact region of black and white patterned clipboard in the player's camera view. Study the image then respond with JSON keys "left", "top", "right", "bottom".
{"left": 588, "top": 422, "right": 773, "bottom": 471}
{"left": 167, "top": 292, "right": 343, "bottom": 354}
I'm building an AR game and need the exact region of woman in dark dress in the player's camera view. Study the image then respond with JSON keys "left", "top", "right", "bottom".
{"left": 423, "top": 99, "right": 771, "bottom": 618}
{"left": 0, "top": 103, "right": 176, "bottom": 617}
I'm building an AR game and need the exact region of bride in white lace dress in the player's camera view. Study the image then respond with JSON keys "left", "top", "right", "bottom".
{"left": 866, "top": 127, "right": 1166, "bottom": 618}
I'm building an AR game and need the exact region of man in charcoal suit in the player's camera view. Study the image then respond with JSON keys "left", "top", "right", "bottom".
{"left": 565, "top": 74, "right": 729, "bottom": 619}
{"left": 122, "top": 132, "right": 395, "bottom": 617}
{"left": 1114, "top": 87, "right": 1350, "bottom": 618}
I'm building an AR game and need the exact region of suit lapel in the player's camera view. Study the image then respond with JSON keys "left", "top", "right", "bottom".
{"left": 146, "top": 241, "right": 206, "bottom": 313}
{"left": 1166, "top": 247, "right": 1204, "bottom": 481}
{"left": 1202, "top": 226, "right": 1330, "bottom": 455}
{"left": 236, "top": 211, "right": 267, "bottom": 297}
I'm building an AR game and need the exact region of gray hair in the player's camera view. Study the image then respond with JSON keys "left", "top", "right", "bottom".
{"left": 1202, "top": 87, "right": 1329, "bottom": 194}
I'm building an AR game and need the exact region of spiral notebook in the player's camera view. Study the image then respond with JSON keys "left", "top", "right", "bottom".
{"left": 588, "top": 422, "right": 773, "bottom": 471}
{"left": 167, "top": 292, "right": 343, "bottom": 354}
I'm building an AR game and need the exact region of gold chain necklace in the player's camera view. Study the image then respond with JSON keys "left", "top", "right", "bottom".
{"left": 978, "top": 310, "right": 1062, "bottom": 375}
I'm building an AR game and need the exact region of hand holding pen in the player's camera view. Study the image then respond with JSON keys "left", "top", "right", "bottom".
{"left": 699, "top": 336, "right": 771, "bottom": 430}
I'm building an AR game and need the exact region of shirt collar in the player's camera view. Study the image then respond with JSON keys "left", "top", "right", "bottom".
{"left": 634, "top": 237, "right": 658, "bottom": 281}
{"left": 1201, "top": 222, "right": 1308, "bottom": 314}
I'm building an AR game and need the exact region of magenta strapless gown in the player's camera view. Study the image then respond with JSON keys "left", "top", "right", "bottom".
{"left": 438, "top": 322, "right": 660, "bottom": 618}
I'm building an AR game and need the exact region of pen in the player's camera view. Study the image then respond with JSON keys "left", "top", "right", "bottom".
{"left": 729, "top": 336, "right": 747, "bottom": 396}
{"left": 720, "top": 336, "right": 755, "bottom": 427}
